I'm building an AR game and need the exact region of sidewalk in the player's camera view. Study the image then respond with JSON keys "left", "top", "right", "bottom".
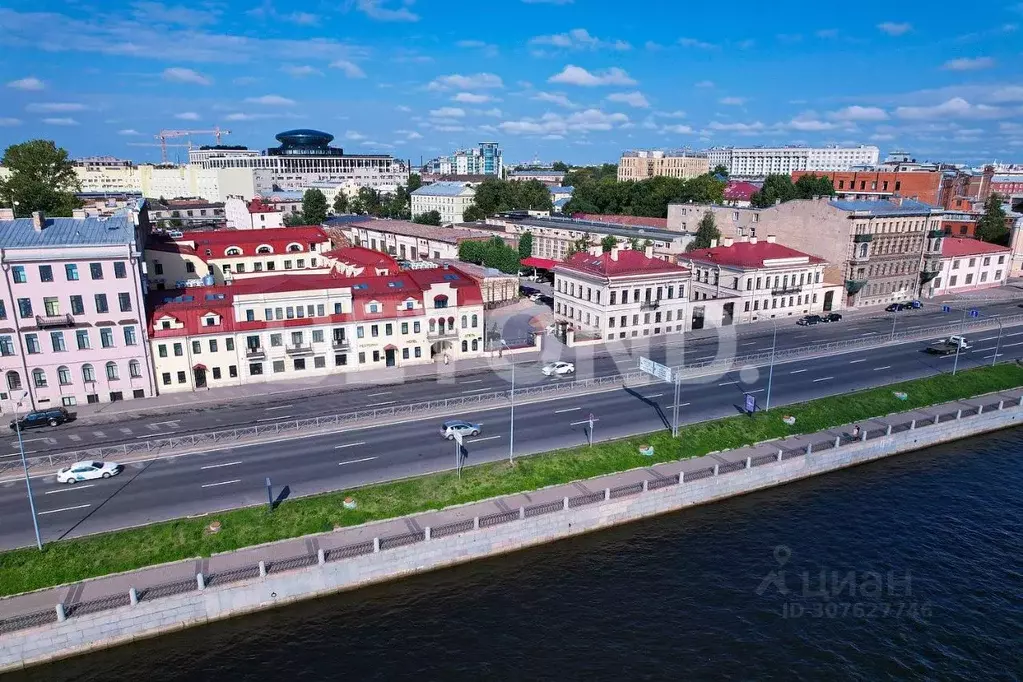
{"left": 2, "top": 387, "right": 1020, "bottom": 630}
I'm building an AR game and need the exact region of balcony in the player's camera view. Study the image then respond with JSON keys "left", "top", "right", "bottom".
{"left": 245, "top": 346, "right": 266, "bottom": 360}
{"left": 286, "top": 343, "right": 314, "bottom": 356}
{"left": 332, "top": 337, "right": 351, "bottom": 351}
{"left": 427, "top": 329, "right": 458, "bottom": 341}
{"left": 853, "top": 233, "right": 874, "bottom": 243}
{"left": 770, "top": 286, "right": 802, "bottom": 296}
{"left": 35, "top": 313, "right": 75, "bottom": 329}
{"left": 845, "top": 279, "right": 868, "bottom": 295}
{"left": 927, "top": 229, "right": 944, "bottom": 239}
{"left": 640, "top": 300, "right": 660, "bottom": 310}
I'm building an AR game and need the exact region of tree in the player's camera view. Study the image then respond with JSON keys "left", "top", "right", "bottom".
{"left": 600, "top": 235, "right": 617, "bottom": 252}
{"left": 348, "top": 196, "right": 366, "bottom": 215}
{"left": 565, "top": 236, "right": 593, "bottom": 258}
{"left": 407, "top": 173, "right": 422, "bottom": 194}
{"left": 283, "top": 212, "right": 305, "bottom": 226}
{"left": 384, "top": 185, "right": 411, "bottom": 220}
{"left": 463, "top": 204, "right": 486, "bottom": 222}
{"left": 458, "top": 237, "right": 520, "bottom": 274}
{"left": 301, "top": 188, "right": 329, "bottom": 225}
{"left": 0, "top": 139, "right": 81, "bottom": 217}
{"left": 687, "top": 211, "right": 721, "bottom": 251}
{"left": 413, "top": 210, "right": 442, "bottom": 226}
{"left": 793, "top": 173, "right": 835, "bottom": 200}
{"left": 712, "top": 164, "right": 729, "bottom": 178}
{"left": 518, "top": 231, "right": 533, "bottom": 260}
{"left": 750, "top": 175, "right": 796, "bottom": 208}
{"left": 357, "top": 187, "right": 382, "bottom": 216}
{"left": 332, "top": 192, "right": 348, "bottom": 215}
{"left": 975, "top": 193, "right": 1010, "bottom": 245}
{"left": 551, "top": 161, "right": 570, "bottom": 172}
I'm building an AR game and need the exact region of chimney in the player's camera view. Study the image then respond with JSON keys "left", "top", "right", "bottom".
{"left": 72, "top": 208, "right": 87, "bottom": 219}
{"left": 610, "top": 246, "right": 620, "bottom": 261}
{"left": 644, "top": 244, "right": 654, "bottom": 258}
{"left": 709, "top": 238, "right": 718, "bottom": 248}
{"left": 722, "top": 237, "right": 734, "bottom": 248}
{"left": 750, "top": 236, "right": 758, "bottom": 245}
{"left": 766, "top": 235, "right": 776, "bottom": 244}
{"left": 0, "top": 208, "right": 13, "bottom": 221}
{"left": 31, "top": 210, "right": 45, "bottom": 232}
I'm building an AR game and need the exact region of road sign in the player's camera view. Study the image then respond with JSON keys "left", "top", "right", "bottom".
{"left": 970, "top": 309, "right": 979, "bottom": 318}
{"left": 942, "top": 305, "right": 951, "bottom": 313}
{"left": 744, "top": 394, "right": 756, "bottom": 415}
{"left": 452, "top": 430, "right": 463, "bottom": 446}
{"left": 639, "top": 357, "right": 674, "bottom": 383}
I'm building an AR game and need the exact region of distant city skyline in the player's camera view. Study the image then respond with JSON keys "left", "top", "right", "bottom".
{"left": 1, "top": 0, "right": 1021, "bottom": 165}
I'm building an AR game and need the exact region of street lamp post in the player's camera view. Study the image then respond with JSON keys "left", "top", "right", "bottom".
{"left": 765, "top": 319, "right": 778, "bottom": 411}
{"left": 992, "top": 317, "right": 1004, "bottom": 368}
{"left": 952, "top": 307, "right": 968, "bottom": 376}
{"left": 502, "top": 340, "right": 515, "bottom": 465}
{"left": 14, "top": 393, "right": 43, "bottom": 550}
{"left": 890, "top": 308, "right": 899, "bottom": 341}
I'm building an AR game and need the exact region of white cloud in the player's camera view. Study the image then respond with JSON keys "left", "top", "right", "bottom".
{"left": 678, "top": 37, "right": 717, "bottom": 49}
{"left": 0, "top": 118, "right": 21, "bottom": 126}
{"left": 432, "top": 124, "right": 465, "bottom": 132}
{"left": 655, "top": 110, "right": 686, "bottom": 118}
{"left": 455, "top": 40, "right": 498, "bottom": 56}
{"left": 499, "top": 108, "right": 629, "bottom": 135}
{"left": 404, "top": 131, "right": 422, "bottom": 139}
{"left": 281, "top": 65, "right": 322, "bottom": 77}
{"left": 942, "top": 57, "right": 995, "bottom": 71}
{"left": 644, "top": 41, "right": 664, "bottom": 51}
{"left": 783, "top": 115, "right": 839, "bottom": 131}
{"left": 606, "top": 91, "right": 649, "bottom": 108}
{"left": 430, "top": 107, "right": 466, "bottom": 118}
{"left": 719, "top": 97, "right": 746, "bottom": 105}
{"left": 532, "top": 91, "right": 577, "bottom": 108}
{"left": 548, "top": 64, "right": 636, "bottom": 86}
{"left": 345, "top": 130, "right": 367, "bottom": 140}
{"left": 118, "top": 128, "right": 142, "bottom": 135}
{"left": 329, "top": 60, "right": 366, "bottom": 78}
{"left": 662, "top": 124, "right": 694, "bottom": 134}
{"left": 695, "top": 80, "right": 714, "bottom": 88}
{"left": 26, "top": 102, "right": 86, "bottom": 112}
{"left": 895, "top": 97, "right": 1005, "bottom": 120}
{"left": 42, "top": 117, "right": 78, "bottom": 125}
{"left": 530, "top": 28, "right": 630, "bottom": 51}
{"left": 869, "top": 133, "right": 895, "bottom": 141}
{"left": 285, "top": 12, "right": 317, "bottom": 25}
{"left": 877, "top": 21, "right": 912, "bottom": 36}
{"left": 244, "top": 94, "right": 296, "bottom": 106}
{"left": 990, "top": 86, "right": 1023, "bottom": 102}
{"left": 353, "top": 0, "right": 419, "bottom": 22}
{"left": 131, "top": 1, "right": 218, "bottom": 25}
{"left": 175, "top": 111, "right": 201, "bottom": 120}
{"left": 396, "top": 105, "right": 412, "bottom": 112}
{"left": 223, "top": 112, "right": 299, "bottom": 121}
{"left": 453, "top": 92, "right": 492, "bottom": 104}
{"left": 162, "top": 67, "right": 211, "bottom": 85}
{"left": 426, "top": 73, "right": 504, "bottom": 91}
{"left": 707, "top": 121, "right": 765, "bottom": 133}
{"left": 6, "top": 76, "right": 44, "bottom": 90}
{"left": 829, "top": 105, "right": 889, "bottom": 121}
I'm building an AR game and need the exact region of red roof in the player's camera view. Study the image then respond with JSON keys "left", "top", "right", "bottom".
{"left": 323, "top": 245, "right": 400, "bottom": 275}
{"left": 572, "top": 213, "right": 669, "bottom": 230}
{"left": 724, "top": 181, "right": 760, "bottom": 202}
{"left": 151, "top": 226, "right": 331, "bottom": 260}
{"left": 406, "top": 266, "right": 484, "bottom": 306}
{"left": 684, "top": 240, "right": 825, "bottom": 269}
{"left": 557, "top": 249, "right": 688, "bottom": 278}
{"left": 521, "top": 256, "right": 559, "bottom": 270}
{"left": 941, "top": 237, "right": 1010, "bottom": 258}
{"left": 247, "top": 198, "right": 282, "bottom": 214}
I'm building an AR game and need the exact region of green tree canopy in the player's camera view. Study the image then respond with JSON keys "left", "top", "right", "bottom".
{"left": 462, "top": 204, "right": 486, "bottom": 222}
{"left": 463, "top": 178, "right": 554, "bottom": 219}
{"left": 551, "top": 161, "right": 570, "bottom": 172}
{"left": 407, "top": 173, "right": 422, "bottom": 193}
{"left": 0, "top": 139, "right": 81, "bottom": 217}
{"left": 332, "top": 192, "right": 348, "bottom": 215}
{"left": 413, "top": 210, "right": 442, "bottom": 226}
{"left": 358, "top": 187, "right": 383, "bottom": 216}
{"left": 301, "top": 188, "right": 328, "bottom": 225}
{"left": 600, "top": 235, "right": 617, "bottom": 252}
{"left": 562, "top": 172, "right": 725, "bottom": 218}
{"left": 518, "top": 231, "right": 533, "bottom": 260}
{"left": 750, "top": 173, "right": 835, "bottom": 208}
{"left": 459, "top": 236, "right": 520, "bottom": 274}
{"left": 975, "top": 194, "right": 1010, "bottom": 245}
{"left": 712, "top": 164, "right": 729, "bottom": 178}
{"left": 686, "top": 211, "right": 721, "bottom": 251}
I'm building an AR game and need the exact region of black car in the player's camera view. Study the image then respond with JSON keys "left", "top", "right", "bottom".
{"left": 822, "top": 312, "right": 843, "bottom": 323}
{"left": 797, "top": 315, "right": 822, "bottom": 326}
{"left": 10, "top": 407, "right": 75, "bottom": 431}
{"left": 886, "top": 303, "right": 911, "bottom": 312}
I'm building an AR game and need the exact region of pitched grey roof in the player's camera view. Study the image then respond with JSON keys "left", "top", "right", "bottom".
{"left": 0, "top": 215, "right": 136, "bottom": 248}
{"left": 411, "top": 182, "right": 475, "bottom": 197}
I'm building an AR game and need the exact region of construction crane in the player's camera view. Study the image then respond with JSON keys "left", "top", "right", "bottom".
{"left": 154, "top": 127, "right": 231, "bottom": 163}
{"left": 126, "top": 142, "right": 194, "bottom": 164}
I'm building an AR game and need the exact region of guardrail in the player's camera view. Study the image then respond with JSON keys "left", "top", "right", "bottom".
{"left": 2, "top": 312, "right": 1020, "bottom": 477}
{"left": 4, "top": 394, "right": 1017, "bottom": 636}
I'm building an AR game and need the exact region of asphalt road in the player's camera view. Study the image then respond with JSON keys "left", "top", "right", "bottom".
{"left": 1, "top": 321, "right": 1021, "bottom": 550}
{"left": 4, "top": 298, "right": 1022, "bottom": 460}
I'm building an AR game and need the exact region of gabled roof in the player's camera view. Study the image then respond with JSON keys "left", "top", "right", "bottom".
{"left": 406, "top": 265, "right": 484, "bottom": 305}
{"left": 723, "top": 181, "right": 760, "bottom": 201}
{"left": 412, "top": 181, "right": 475, "bottom": 197}
{"left": 0, "top": 215, "right": 137, "bottom": 248}
{"left": 151, "top": 226, "right": 331, "bottom": 259}
{"left": 830, "top": 198, "right": 941, "bottom": 216}
{"left": 941, "top": 237, "right": 1010, "bottom": 258}
{"left": 322, "top": 245, "right": 400, "bottom": 274}
{"left": 557, "top": 249, "right": 688, "bottom": 279}
{"left": 247, "top": 199, "right": 282, "bottom": 214}
{"left": 684, "top": 241, "right": 825, "bottom": 269}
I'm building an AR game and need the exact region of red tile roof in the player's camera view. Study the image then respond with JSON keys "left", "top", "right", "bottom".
{"left": 557, "top": 249, "right": 688, "bottom": 278}
{"left": 724, "top": 181, "right": 760, "bottom": 202}
{"left": 247, "top": 199, "right": 282, "bottom": 214}
{"left": 684, "top": 241, "right": 824, "bottom": 269}
{"left": 323, "top": 245, "right": 400, "bottom": 275}
{"left": 521, "top": 256, "right": 559, "bottom": 270}
{"left": 941, "top": 237, "right": 1010, "bottom": 258}
{"left": 572, "top": 213, "right": 669, "bottom": 230}
{"left": 151, "top": 226, "right": 331, "bottom": 259}
{"left": 406, "top": 265, "right": 485, "bottom": 306}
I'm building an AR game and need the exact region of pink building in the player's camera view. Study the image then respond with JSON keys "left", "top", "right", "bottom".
{"left": 0, "top": 209, "right": 156, "bottom": 413}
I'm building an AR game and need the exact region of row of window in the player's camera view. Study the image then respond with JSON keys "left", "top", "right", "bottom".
{"left": 692, "top": 271, "right": 822, "bottom": 291}
{"left": 0, "top": 326, "right": 138, "bottom": 356}
{"left": 11, "top": 262, "right": 128, "bottom": 285}
{"left": 606, "top": 324, "right": 686, "bottom": 341}
{"left": 556, "top": 302, "right": 684, "bottom": 329}
{"left": 937, "top": 270, "right": 1002, "bottom": 289}
{"left": 9, "top": 292, "right": 133, "bottom": 320}
{"left": 556, "top": 280, "right": 685, "bottom": 306}
{"left": 951, "top": 255, "right": 1005, "bottom": 269}
{"left": 5, "top": 360, "right": 142, "bottom": 391}
{"left": 742, "top": 293, "right": 819, "bottom": 312}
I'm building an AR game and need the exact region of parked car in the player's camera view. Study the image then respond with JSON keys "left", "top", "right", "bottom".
{"left": 9, "top": 407, "right": 75, "bottom": 431}
{"left": 56, "top": 461, "right": 123, "bottom": 484}
{"left": 886, "top": 302, "right": 912, "bottom": 312}
{"left": 797, "top": 315, "right": 822, "bottom": 326}
{"left": 440, "top": 420, "right": 481, "bottom": 440}
{"left": 822, "top": 312, "right": 843, "bottom": 323}
{"left": 909, "top": 300, "right": 923, "bottom": 309}
{"left": 542, "top": 361, "right": 575, "bottom": 376}
{"left": 529, "top": 292, "right": 544, "bottom": 302}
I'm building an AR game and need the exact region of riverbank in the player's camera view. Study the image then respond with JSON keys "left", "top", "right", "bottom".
{"left": 1, "top": 379, "right": 1022, "bottom": 672}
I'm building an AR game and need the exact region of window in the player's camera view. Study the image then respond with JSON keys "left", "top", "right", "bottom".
{"left": 359, "top": 352, "right": 366, "bottom": 364}
{"left": 192, "top": 340, "right": 201, "bottom": 354}
{"left": 173, "top": 342, "right": 183, "bottom": 356}
{"left": 32, "top": 368, "right": 46, "bottom": 388}
{"left": 229, "top": 365, "right": 238, "bottom": 378}
{"left": 209, "top": 339, "right": 218, "bottom": 353}
{"left": 949, "top": 275, "right": 958, "bottom": 287}
{"left": 58, "top": 366, "right": 72, "bottom": 385}
{"left": 39, "top": 265, "right": 53, "bottom": 282}
{"left": 162, "top": 372, "right": 172, "bottom": 386}
{"left": 294, "top": 358, "right": 308, "bottom": 371}
{"left": 90, "top": 263, "right": 103, "bottom": 280}
{"left": 0, "top": 336, "right": 13, "bottom": 356}
{"left": 100, "top": 327, "right": 114, "bottom": 348}
{"left": 129, "top": 360, "right": 142, "bottom": 378}
{"left": 273, "top": 360, "right": 286, "bottom": 373}
{"left": 17, "top": 298, "right": 32, "bottom": 318}
{"left": 226, "top": 338, "right": 235, "bottom": 351}
{"left": 95, "top": 294, "right": 108, "bottom": 314}
{"left": 25, "top": 334, "right": 40, "bottom": 354}
{"left": 965, "top": 273, "right": 974, "bottom": 285}
{"left": 414, "top": 321, "right": 421, "bottom": 333}
{"left": 77, "top": 330, "right": 91, "bottom": 350}
{"left": 121, "top": 326, "right": 137, "bottom": 346}
{"left": 177, "top": 371, "right": 186, "bottom": 384}
{"left": 118, "top": 293, "right": 132, "bottom": 312}
{"left": 6, "top": 370, "right": 21, "bottom": 390}
{"left": 106, "top": 362, "right": 119, "bottom": 380}
{"left": 12, "top": 266, "right": 26, "bottom": 284}
{"left": 51, "top": 331, "right": 66, "bottom": 352}
{"left": 82, "top": 364, "right": 96, "bottom": 383}
{"left": 250, "top": 363, "right": 263, "bottom": 376}
{"left": 335, "top": 353, "right": 348, "bottom": 366}
{"left": 313, "top": 330, "right": 324, "bottom": 343}
{"left": 211, "top": 366, "right": 222, "bottom": 380}
{"left": 70, "top": 295, "right": 84, "bottom": 315}
{"left": 44, "top": 297, "right": 60, "bottom": 316}
{"left": 154, "top": 262, "right": 164, "bottom": 275}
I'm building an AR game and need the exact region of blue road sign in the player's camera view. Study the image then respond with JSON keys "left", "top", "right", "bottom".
{"left": 745, "top": 394, "right": 756, "bottom": 414}
{"left": 942, "top": 305, "right": 952, "bottom": 313}
{"left": 970, "top": 309, "right": 979, "bottom": 318}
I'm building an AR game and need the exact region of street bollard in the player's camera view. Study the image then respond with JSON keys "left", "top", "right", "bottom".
{"left": 678, "top": 471, "right": 685, "bottom": 484}
{"left": 55, "top": 603, "right": 66, "bottom": 622}
{"left": 1018, "top": 395, "right": 1023, "bottom": 406}
{"left": 604, "top": 488, "right": 610, "bottom": 501}
{"left": 777, "top": 449, "right": 783, "bottom": 461}
{"left": 934, "top": 414, "right": 940, "bottom": 425}
{"left": 317, "top": 549, "right": 325, "bottom": 565}
{"left": 642, "top": 479, "right": 648, "bottom": 492}
{"left": 373, "top": 537, "right": 380, "bottom": 553}
{"left": 258, "top": 561, "right": 266, "bottom": 577}
{"left": 196, "top": 573, "right": 205, "bottom": 590}
{"left": 805, "top": 443, "right": 812, "bottom": 455}
{"left": 999, "top": 400, "right": 1005, "bottom": 410}
{"left": 713, "top": 464, "right": 719, "bottom": 476}
{"left": 886, "top": 424, "right": 892, "bottom": 436}
{"left": 956, "top": 409, "right": 962, "bottom": 420}
{"left": 563, "top": 497, "right": 569, "bottom": 510}
{"left": 424, "top": 527, "right": 431, "bottom": 541}
{"left": 473, "top": 516, "right": 479, "bottom": 530}
{"left": 910, "top": 419, "right": 916, "bottom": 430}
{"left": 129, "top": 588, "right": 138, "bottom": 606}
{"left": 861, "top": 430, "right": 867, "bottom": 442}
{"left": 519, "top": 506, "right": 525, "bottom": 519}
{"left": 746, "top": 456, "right": 752, "bottom": 468}
{"left": 978, "top": 404, "right": 984, "bottom": 415}
{"left": 834, "top": 436, "right": 841, "bottom": 448}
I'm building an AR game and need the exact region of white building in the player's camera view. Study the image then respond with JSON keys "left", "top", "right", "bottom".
{"left": 706, "top": 145, "right": 881, "bottom": 178}
{"left": 680, "top": 235, "right": 843, "bottom": 324}
{"left": 927, "top": 238, "right": 1010, "bottom": 297}
{"left": 139, "top": 165, "right": 267, "bottom": 203}
{"left": 343, "top": 219, "right": 507, "bottom": 262}
{"left": 74, "top": 157, "right": 142, "bottom": 194}
{"left": 554, "top": 247, "right": 691, "bottom": 341}
{"left": 424, "top": 142, "right": 503, "bottom": 177}
{"left": 411, "top": 182, "right": 476, "bottom": 225}
{"left": 224, "top": 197, "right": 285, "bottom": 230}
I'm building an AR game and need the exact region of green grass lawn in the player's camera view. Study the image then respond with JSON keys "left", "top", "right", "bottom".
{"left": 1, "top": 363, "right": 1021, "bottom": 598}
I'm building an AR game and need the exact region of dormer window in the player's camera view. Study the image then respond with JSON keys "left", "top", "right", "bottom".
{"left": 433, "top": 295, "right": 449, "bottom": 309}
{"left": 225, "top": 247, "right": 242, "bottom": 256}
{"left": 287, "top": 243, "right": 303, "bottom": 253}
{"left": 256, "top": 245, "right": 273, "bottom": 254}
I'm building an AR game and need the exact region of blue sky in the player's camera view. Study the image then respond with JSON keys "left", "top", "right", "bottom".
{"left": 1, "top": 0, "right": 1022, "bottom": 166}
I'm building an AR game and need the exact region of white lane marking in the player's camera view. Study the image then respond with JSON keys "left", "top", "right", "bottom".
{"left": 812, "top": 376, "right": 834, "bottom": 383}
{"left": 339, "top": 456, "right": 377, "bottom": 466}
{"left": 746, "top": 389, "right": 765, "bottom": 394}
{"left": 741, "top": 341, "right": 758, "bottom": 346}
{"left": 367, "top": 391, "right": 392, "bottom": 397}
{"left": 460, "top": 380, "right": 483, "bottom": 384}
{"left": 860, "top": 332, "right": 877, "bottom": 336}
{"left": 977, "top": 336, "right": 997, "bottom": 342}
{"left": 461, "top": 388, "right": 491, "bottom": 394}
{"left": 718, "top": 380, "right": 739, "bottom": 386}
{"left": 570, "top": 419, "right": 601, "bottom": 426}
{"left": 983, "top": 354, "right": 1004, "bottom": 359}
{"left": 975, "top": 346, "right": 997, "bottom": 352}
{"left": 643, "top": 393, "right": 664, "bottom": 399}
{"left": 335, "top": 442, "right": 366, "bottom": 449}
{"left": 150, "top": 421, "right": 179, "bottom": 427}
{"left": 849, "top": 359, "right": 867, "bottom": 364}
{"left": 39, "top": 503, "right": 91, "bottom": 515}
{"left": 554, "top": 407, "right": 581, "bottom": 414}
{"left": 874, "top": 365, "right": 892, "bottom": 371}
{"left": 256, "top": 416, "right": 293, "bottom": 422}
{"left": 92, "top": 431, "right": 106, "bottom": 438}
{"left": 1005, "top": 332, "right": 1023, "bottom": 338}
{"left": 790, "top": 369, "right": 808, "bottom": 374}
{"left": 467, "top": 435, "right": 501, "bottom": 443}
{"left": 45, "top": 484, "right": 95, "bottom": 495}
{"left": 264, "top": 405, "right": 294, "bottom": 411}
{"left": 692, "top": 355, "right": 717, "bottom": 361}
{"left": 68, "top": 435, "right": 82, "bottom": 441}
{"left": 200, "top": 461, "right": 242, "bottom": 470}
{"left": 365, "top": 401, "right": 397, "bottom": 407}
{"left": 118, "top": 428, "right": 132, "bottom": 434}
{"left": 201, "top": 479, "right": 240, "bottom": 488}
{"left": 18, "top": 438, "right": 47, "bottom": 444}
{"left": 1002, "top": 341, "right": 1023, "bottom": 348}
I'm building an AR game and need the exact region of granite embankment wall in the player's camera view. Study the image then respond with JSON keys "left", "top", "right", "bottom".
{"left": 2, "top": 399, "right": 1021, "bottom": 672}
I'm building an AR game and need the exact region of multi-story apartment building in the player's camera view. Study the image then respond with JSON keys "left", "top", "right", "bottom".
{"left": 423, "top": 143, "right": 503, "bottom": 177}
{"left": 147, "top": 267, "right": 485, "bottom": 393}
{"left": 74, "top": 156, "right": 142, "bottom": 194}
{"left": 343, "top": 219, "right": 509, "bottom": 261}
{"left": 669, "top": 198, "right": 945, "bottom": 309}
{"left": 0, "top": 209, "right": 155, "bottom": 412}
{"left": 224, "top": 197, "right": 285, "bottom": 230}
{"left": 927, "top": 239, "right": 1010, "bottom": 297}
{"left": 410, "top": 182, "right": 476, "bottom": 225}
{"left": 617, "top": 150, "right": 710, "bottom": 182}
{"left": 554, "top": 247, "right": 691, "bottom": 341}
{"left": 507, "top": 169, "right": 566, "bottom": 186}
{"left": 144, "top": 226, "right": 333, "bottom": 288}
{"left": 681, "top": 235, "right": 842, "bottom": 324}
{"left": 148, "top": 199, "right": 225, "bottom": 229}
{"left": 707, "top": 145, "right": 880, "bottom": 178}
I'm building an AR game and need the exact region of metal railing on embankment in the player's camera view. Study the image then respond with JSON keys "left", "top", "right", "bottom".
{"left": 2, "top": 393, "right": 1020, "bottom": 636}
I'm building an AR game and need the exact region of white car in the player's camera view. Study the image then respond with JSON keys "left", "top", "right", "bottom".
{"left": 56, "top": 461, "right": 123, "bottom": 484}
{"left": 542, "top": 361, "right": 575, "bottom": 376}
{"left": 529, "top": 293, "right": 544, "bottom": 302}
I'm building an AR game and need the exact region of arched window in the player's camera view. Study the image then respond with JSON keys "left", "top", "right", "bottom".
{"left": 447, "top": 316, "right": 455, "bottom": 328}
{"left": 256, "top": 245, "right": 273, "bottom": 254}
{"left": 471, "top": 339, "right": 479, "bottom": 351}
{"left": 82, "top": 364, "right": 96, "bottom": 382}
{"left": 461, "top": 315, "right": 468, "bottom": 329}
{"left": 32, "top": 369, "right": 46, "bottom": 388}
{"left": 438, "top": 318, "right": 446, "bottom": 333}
{"left": 859, "top": 243, "right": 868, "bottom": 258}
{"left": 429, "top": 319, "right": 436, "bottom": 333}
{"left": 433, "top": 295, "right": 448, "bottom": 309}
{"left": 461, "top": 340, "right": 468, "bottom": 352}
{"left": 58, "top": 366, "right": 72, "bottom": 386}
{"left": 225, "top": 247, "right": 243, "bottom": 256}
{"left": 6, "top": 371, "right": 20, "bottom": 391}
{"left": 471, "top": 314, "right": 478, "bottom": 327}
{"left": 129, "top": 360, "right": 142, "bottom": 379}
{"left": 286, "top": 243, "right": 303, "bottom": 253}
{"left": 106, "top": 362, "right": 119, "bottom": 380}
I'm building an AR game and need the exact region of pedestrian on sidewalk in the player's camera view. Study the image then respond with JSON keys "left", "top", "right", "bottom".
{"left": 444, "top": 353, "right": 450, "bottom": 365}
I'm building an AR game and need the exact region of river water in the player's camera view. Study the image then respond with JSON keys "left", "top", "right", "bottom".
{"left": 8, "top": 429, "right": 1023, "bottom": 681}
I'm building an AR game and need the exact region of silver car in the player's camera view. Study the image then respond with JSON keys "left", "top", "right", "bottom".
{"left": 440, "top": 420, "right": 481, "bottom": 440}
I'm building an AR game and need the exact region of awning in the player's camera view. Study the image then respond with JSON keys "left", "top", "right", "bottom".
{"left": 521, "top": 256, "right": 558, "bottom": 270}
{"left": 193, "top": 363, "right": 208, "bottom": 371}
{"left": 384, "top": 344, "right": 398, "bottom": 351}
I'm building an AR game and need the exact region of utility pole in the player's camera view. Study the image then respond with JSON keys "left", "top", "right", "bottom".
{"left": 14, "top": 394, "right": 42, "bottom": 550}
{"left": 765, "top": 320, "right": 778, "bottom": 411}
{"left": 502, "top": 341, "right": 515, "bottom": 465}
